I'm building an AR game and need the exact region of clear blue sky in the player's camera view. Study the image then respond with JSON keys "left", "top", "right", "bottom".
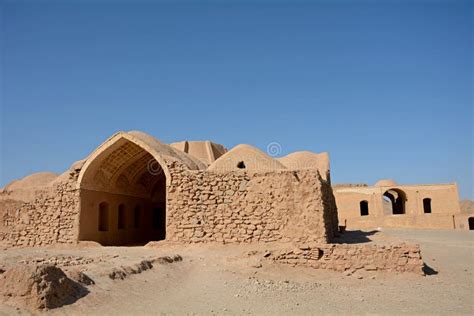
{"left": 1, "top": 0, "right": 473, "bottom": 199}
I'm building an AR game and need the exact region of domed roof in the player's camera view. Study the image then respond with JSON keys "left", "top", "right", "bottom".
{"left": 170, "top": 140, "right": 227, "bottom": 165}
{"left": 375, "top": 179, "right": 397, "bottom": 187}
{"left": 126, "top": 131, "right": 207, "bottom": 170}
{"left": 78, "top": 131, "right": 209, "bottom": 192}
{"left": 4, "top": 172, "right": 58, "bottom": 191}
{"left": 277, "top": 151, "right": 330, "bottom": 180}
{"left": 208, "top": 144, "right": 286, "bottom": 172}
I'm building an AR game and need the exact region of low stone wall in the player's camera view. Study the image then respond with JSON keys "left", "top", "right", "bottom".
{"left": 167, "top": 167, "right": 338, "bottom": 244}
{"left": 4, "top": 179, "right": 79, "bottom": 247}
{"left": 268, "top": 243, "right": 424, "bottom": 274}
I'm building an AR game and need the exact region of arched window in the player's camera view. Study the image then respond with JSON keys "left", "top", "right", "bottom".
{"left": 423, "top": 198, "right": 432, "bottom": 214}
{"left": 98, "top": 202, "right": 109, "bottom": 232}
{"left": 134, "top": 205, "right": 141, "bottom": 229}
{"left": 360, "top": 200, "right": 369, "bottom": 216}
{"left": 118, "top": 204, "right": 126, "bottom": 229}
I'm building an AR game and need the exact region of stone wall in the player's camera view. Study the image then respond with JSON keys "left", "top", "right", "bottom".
{"left": 2, "top": 162, "right": 339, "bottom": 247}
{"left": 2, "top": 176, "right": 79, "bottom": 248}
{"left": 166, "top": 166, "right": 337, "bottom": 244}
{"left": 268, "top": 243, "right": 424, "bottom": 274}
{"left": 0, "top": 199, "right": 24, "bottom": 242}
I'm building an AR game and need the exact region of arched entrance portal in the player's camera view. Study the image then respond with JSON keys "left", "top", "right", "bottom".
{"left": 469, "top": 217, "right": 474, "bottom": 230}
{"left": 78, "top": 136, "right": 167, "bottom": 246}
{"left": 382, "top": 188, "right": 406, "bottom": 215}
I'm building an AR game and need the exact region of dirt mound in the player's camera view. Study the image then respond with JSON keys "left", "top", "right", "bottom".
{"left": 277, "top": 151, "right": 330, "bottom": 180}
{"left": 460, "top": 200, "right": 474, "bottom": 214}
{"left": 67, "top": 269, "right": 95, "bottom": 286}
{"left": 0, "top": 264, "right": 88, "bottom": 310}
{"left": 208, "top": 144, "right": 286, "bottom": 172}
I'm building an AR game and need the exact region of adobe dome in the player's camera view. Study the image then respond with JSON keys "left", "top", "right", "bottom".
{"left": 126, "top": 130, "right": 207, "bottom": 170}
{"left": 170, "top": 140, "right": 227, "bottom": 165}
{"left": 277, "top": 151, "right": 330, "bottom": 180}
{"left": 375, "top": 179, "right": 397, "bottom": 187}
{"left": 208, "top": 144, "right": 286, "bottom": 172}
{"left": 4, "top": 172, "right": 58, "bottom": 191}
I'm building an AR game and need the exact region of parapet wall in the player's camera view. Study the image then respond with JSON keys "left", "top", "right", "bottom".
{"left": 167, "top": 166, "right": 338, "bottom": 244}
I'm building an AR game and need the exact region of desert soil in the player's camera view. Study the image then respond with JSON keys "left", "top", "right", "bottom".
{"left": 0, "top": 228, "right": 473, "bottom": 315}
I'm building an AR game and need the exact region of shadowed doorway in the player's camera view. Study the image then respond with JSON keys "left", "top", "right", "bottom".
{"left": 78, "top": 137, "right": 167, "bottom": 246}
{"left": 382, "top": 189, "right": 406, "bottom": 215}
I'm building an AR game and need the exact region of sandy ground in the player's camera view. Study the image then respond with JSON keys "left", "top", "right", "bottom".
{"left": 0, "top": 228, "right": 473, "bottom": 315}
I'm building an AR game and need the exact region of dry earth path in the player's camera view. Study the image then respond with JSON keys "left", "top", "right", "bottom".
{"left": 0, "top": 229, "right": 472, "bottom": 315}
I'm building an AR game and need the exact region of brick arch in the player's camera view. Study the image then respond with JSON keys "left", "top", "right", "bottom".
{"left": 77, "top": 132, "right": 170, "bottom": 246}
{"left": 77, "top": 132, "right": 172, "bottom": 189}
{"left": 383, "top": 188, "right": 407, "bottom": 215}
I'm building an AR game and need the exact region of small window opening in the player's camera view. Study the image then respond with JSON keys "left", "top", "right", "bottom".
{"left": 360, "top": 200, "right": 369, "bottom": 216}
{"left": 134, "top": 205, "right": 141, "bottom": 229}
{"left": 118, "top": 204, "right": 126, "bottom": 229}
{"left": 423, "top": 198, "right": 432, "bottom": 214}
{"left": 98, "top": 202, "right": 109, "bottom": 232}
{"left": 317, "top": 249, "right": 324, "bottom": 259}
{"left": 237, "top": 161, "right": 246, "bottom": 169}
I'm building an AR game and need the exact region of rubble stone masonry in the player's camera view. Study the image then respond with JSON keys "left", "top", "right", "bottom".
{"left": 2, "top": 166, "right": 338, "bottom": 247}
{"left": 1, "top": 178, "right": 79, "bottom": 247}
{"left": 167, "top": 165, "right": 337, "bottom": 244}
{"left": 269, "top": 243, "right": 424, "bottom": 274}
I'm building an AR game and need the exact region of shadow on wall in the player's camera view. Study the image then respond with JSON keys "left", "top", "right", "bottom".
{"left": 332, "top": 230, "right": 379, "bottom": 244}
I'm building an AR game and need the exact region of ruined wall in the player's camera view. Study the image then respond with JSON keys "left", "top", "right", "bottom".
{"left": 166, "top": 166, "right": 336, "bottom": 244}
{"left": 269, "top": 243, "right": 424, "bottom": 274}
{"left": 2, "top": 162, "right": 338, "bottom": 247}
{"left": 2, "top": 177, "right": 79, "bottom": 247}
{"left": 320, "top": 179, "right": 339, "bottom": 239}
{"left": 0, "top": 200, "right": 24, "bottom": 243}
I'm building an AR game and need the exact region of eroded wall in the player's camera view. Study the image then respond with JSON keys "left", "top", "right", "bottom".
{"left": 167, "top": 166, "right": 338, "bottom": 244}
{"left": 334, "top": 183, "right": 462, "bottom": 229}
{"left": 1, "top": 162, "right": 338, "bottom": 247}
{"left": 1, "top": 178, "right": 79, "bottom": 247}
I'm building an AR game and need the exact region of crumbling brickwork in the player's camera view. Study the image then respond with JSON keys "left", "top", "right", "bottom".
{"left": 268, "top": 243, "right": 424, "bottom": 274}
{"left": 2, "top": 163, "right": 338, "bottom": 247}
{"left": 3, "top": 178, "right": 79, "bottom": 247}
{"left": 167, "top": 167, "right": 336, "bottom": 244}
